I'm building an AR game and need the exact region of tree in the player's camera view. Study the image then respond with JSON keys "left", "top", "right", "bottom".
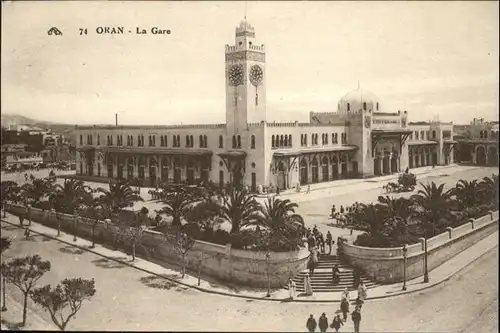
{"left": 1, "top": 255, "right": 51, "bottom": 326}
{"left": 377, "top": 196, "right": 415, "bottom": 245}
{"left": 51, "top": 179, "right": 89, "bottom": 238}
{"left": 479, "top": 174, "right": 499, "bottom": 209}
{"left": 96, "top": 181, "right": 143, "bottom": 219}
{"left": 353, "top": 203, "right": 387, "bottom": 238}
{"left": 21, "top": 177, "right": 55, "bottom": 209}
{"left": 184, "top": 196, "right": 224, "bottom": 238}
{"left": 30, "top": 278, "right": 96, "bottom": 331}
{"left": 1, "top": 237, "right": 12, "bottom": 312}
{"left": 156, "top": 185, "right": 196, "bottom": 227}
{"left": 219, "top": 187, "right": 261, "bottom": 234}
{"left": 174, "top": 232, "right": 195, "bottom": 278}
{"left": 1, "top": 181, "right": 20, "bottom": 217}
{"left": 410, "top": 182, "right": 455, "bottom": 237}
{"left": 450, "top": 179, "right": 481, "bottom": 209}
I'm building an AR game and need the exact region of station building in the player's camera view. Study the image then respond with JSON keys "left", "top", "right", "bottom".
{"left": 454, "top": 118, "right": 499, "bottom": 166}
{"left": 75, "top": 20, "right": 456, "bottom": 191}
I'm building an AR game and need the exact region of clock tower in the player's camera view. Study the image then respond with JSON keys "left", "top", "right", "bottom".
{"left": 225, "top": 20, "right": 267, "bottom": 135}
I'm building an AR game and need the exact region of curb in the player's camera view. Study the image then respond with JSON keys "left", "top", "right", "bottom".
{"left": 1, "top": 217, "right": 496, "bottom": 304}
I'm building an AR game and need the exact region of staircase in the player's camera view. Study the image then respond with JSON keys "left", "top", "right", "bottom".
{"left": 285, "top": 254, "right": 379, "bottom": 293}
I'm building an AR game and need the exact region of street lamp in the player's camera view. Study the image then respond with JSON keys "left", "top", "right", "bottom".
{"left": 1, "top": 271, "right": 6, "bottom": 312}
{"left": 423, "top": 230, "right": 429, "bottom": 283}
{"left": 265, "top": 252, "right": 271, "bottom": 297}
{"left": 402, "top": 244, "right": 408, "bottom": 291}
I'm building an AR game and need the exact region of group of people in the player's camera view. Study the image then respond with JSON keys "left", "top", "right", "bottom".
{"left": 306, "top": 282, "right": 368, "bottom": 333}
{"left": 306, "top": 225, "right": 335, "bottom": 257}
{"left": 330, "top": 202, "right": 362, "bottom": 231}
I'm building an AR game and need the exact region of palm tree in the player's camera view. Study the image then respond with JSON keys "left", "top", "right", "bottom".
{"left": 184, "top": 196, "right": 224, "bottom": 237}
{"left": 21, "top": 177, "right": 54, "bottom": 209}
{"left": 377, "top": 196, "right": 415, "bottom": 244}
{"left": 352, "top": 203, "right": 388, "bottom": 239}
{"left": 252, "top": 197, "right": 305, "bottom": 251}
{"left": 479, "top": 174, "right": 499, "bottom": 209}
{"left": 450, "top": 179, "right": 481, "bottom": 209}
{"left": 219, "top": 187, "right": 261, "bottom": 234}
{"left": 49, "top": 179, "right": 88, "bottom": 237}
{"left": 410, "top": 182, "right": 455, "bottom": 237}
{"left": 96, "top": 181, "right": 143, "bottom": 219}
{"left": 156, "top": 185, "right": 197, "bottom": 228}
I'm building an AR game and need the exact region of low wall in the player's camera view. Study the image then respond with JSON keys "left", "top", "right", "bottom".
{"left": 341, "top": 211, "right": 498, "bottom": 284}
{"left": 4, "top": 203, "right": 309, "bottom": 288}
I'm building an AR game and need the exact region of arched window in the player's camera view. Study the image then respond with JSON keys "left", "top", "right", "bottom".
{"left": 190, "top": 135, "right": 194, "bottom": 147}
{"left": 363, "top": 102, "right": 367, "bottom": 111}
{"left": 304, "top": 134, "right": 308, "bottom": 145}
{"left": 237, "top": 135, "right": 241, "bottom": 148}
{"left": 272, "top": 135, "right": 275, "bottom": 147}
{"left": 199, "top": 135, "right": 203, "bottom": 147}
{"left": 251, "top": 135, "right": 255, "bottom": 149}
{"left": 332, "top": 133, "right": 335, "bottom": 143}
{"left": 186, "top": 135, "right": 190, "bottom": 147}
{"left": 173, "top": 135, "right": 177, "bottom": 147}
{"left": 284, "top": 135, "right": 288, "bottom": 147}
{"left": 204, "top": 135, "right": 208, "bottom": 147}
{"left": 300, "top": 134, "right": 303, "bottom": 145}
{"left": 232, "top": 135, "right": 237, "bottom": 148}
{"left": 432, "top": 130, "right": 436, "bottom": 139}
{"left": 219, "top": 135, "right": 224, "bottom": 148}
{"left": 347, "top": 103, "right": 350, "bottom": 111}
{"left": 280, "top": 135, "right": 284, "bottom": 147}
{"left": 288, "top": 134, "right": 292, "bottom": 147}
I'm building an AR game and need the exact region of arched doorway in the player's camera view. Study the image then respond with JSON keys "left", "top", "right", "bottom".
{"left": 149, "top": 158, "right": 157, "bottom": 186}
{"left": 341, "top": 154, "right": 347, "bottom": 175}
{"left": 321, "top": 156, "right": 329, "bottom": 182}
{"left": 391, "top": 152, "right": 398, "bottom": 173}
{"left": 382, "top": 152, "right": 390, "bottom": 174}
{"left": 409, "top": 149, "right": 414, "bottom": 169}
{"left": 174, "top": 158, "right": 182, "bottom": 183}
{"left": 476, "top": 146, "right": 487, "bottom": 165}
{"left": 277, "top": 161, "right": 286, "bottom": 190}
{"left": 138, "top": 156, "right": 145, "bottom": 180}
{"left": 300, "top": 159, "right": 308, "bottom": 185}
{"left": 331, "top": 156, "right": 339, "bottom": 180}
{"left": 186, "top": 160, "right": 195, "bottom": 185}
{"left": 117, "top": 156, "right": 124, "bottom": 180}
{"left": 107, "top": 157, "right": 113, "bottom": 178}
{"left": 488, "top": 146, "right": 498, "bottom": 166}
{"left": 161, "top": 157, "right": 169, "bottom": 184}
{"left": 311, "top": 157, "right": 319, "bottom": 183}
{"left": 127, "top": 158, "right": 134, "bottom": 180}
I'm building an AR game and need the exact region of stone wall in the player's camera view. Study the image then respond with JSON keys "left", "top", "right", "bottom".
{"left": 341, "top": 211, "right": 498, "bottom": 283}
{"left": 5, "top": 203, "right": 309, "bottom": 288}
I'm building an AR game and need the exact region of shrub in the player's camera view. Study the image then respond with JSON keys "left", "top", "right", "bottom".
{"left": 182, "top": 222, "right": 202, "bottom": 240}
{"left": 211, "top": 229, "right": 230, "bottom": 245}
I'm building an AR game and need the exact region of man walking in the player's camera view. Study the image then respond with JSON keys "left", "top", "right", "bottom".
{"left": 326, "top": 231, "right": 333, "bottom": 254}
{"left": 351, "top": 306, "right": 362, "bottom": 333}
{"left": 330, "top": 314, "right": 343, "bottom": 332}
{"left": 318, "top": 313, "right": 329, "bottom": 333}
{"left": 306, "top": 314, "right": 317, "bottom": 332}
{"left": 340, "top": 297, "right": 350, "bottom": 321}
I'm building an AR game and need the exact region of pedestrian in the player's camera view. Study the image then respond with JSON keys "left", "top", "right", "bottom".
{"left": 405, "top": 166, "right": 409, "bottom": 174}
{"left": 330, "top": 204, "right": 336, "bottom": 218}
{"left": 276, "top": 186, "right": 280, "bottom": 196}
{"left": 341, "top": 287, "right": 350, "bottom": 302}
{"left": 288, "top": 278, "right": 296, "bottom": 300}
{"left": 313, "top": 225, "right": 318, "bottom": 236}
{"left": 355, "top": 296, "right": 364, "bottom": 310}
{"left": 326, "top": 231, "right": 333, "bottom": 254}
{"left": 353, "top": 268, "right": 361, "bottom": 288}
{"left": 24, "top": 173, "right": 28, "bottom": 181}
{"left": 357, "top": 280, "right": 367, "bottom": 302}
{"left": 319, "top": 233, "right": 325, "bottom": 253}
{"left": 330, "top": 314, "right": 343, "bottom": 332}
{"left": 351, "top": 307, "right": 362, "bottom": 333}
{"left": 340, "top": 298, "right": 350, "bottom": 321}
{"left": 340, "top": 205, "right": 344, "bottom": 214}
{"left": 332, "top": 264, "right": 340, "bottom": 285}
{"left": 306, "top": 314, "right": 317, "bottom": 332}
{"left": 304, "top": 273, "right": 313, "bottom": 296}
{"left": 318, "top": 313, "right": 329, "bottom": 333}
{"left": 24, "top": 227, "right": 31, "bottom": 240}
{"left": 306, "top": 184, "right": 311, "bottom": 194}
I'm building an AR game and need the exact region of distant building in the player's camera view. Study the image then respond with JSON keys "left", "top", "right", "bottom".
{"left": 75, "top": 20, "right": 456, "bottom": 190}
{"left": 454, "top": 118, "right": 499, "bottom": 166}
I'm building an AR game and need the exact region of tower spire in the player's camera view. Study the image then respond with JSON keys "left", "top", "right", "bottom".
{"left": 244, "top": 0, "right": 247, "bottom": 20}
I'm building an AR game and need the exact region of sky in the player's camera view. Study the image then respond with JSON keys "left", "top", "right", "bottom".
{"left": 1, "top": 1, "right": 499, "bottom": 126}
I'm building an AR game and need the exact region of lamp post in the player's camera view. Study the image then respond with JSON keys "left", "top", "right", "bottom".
{"left": 265, "top": 252, "right": 271, "bottom": 297}
{"left": 1, "top": 271, "right": 6, "bottom": 312}
{"left": 402, "top": 244, "right": 408, "bottom": 291}
{"left": 423, "top": 230, "right": 429, "bottom": 283}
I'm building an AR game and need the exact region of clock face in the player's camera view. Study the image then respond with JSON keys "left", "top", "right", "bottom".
{"left": 249, "top": 65, "right": 263, "bottom": 86}
{"left": 228, "top": 65, "right": 244, "bottom": 86}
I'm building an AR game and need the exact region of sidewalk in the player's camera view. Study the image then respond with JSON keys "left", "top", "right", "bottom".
{"left": 1, "top": 212, "right": 497, "bottom": 303}
{"left": 0, "top": 294, "right": 54, "bottom": 331}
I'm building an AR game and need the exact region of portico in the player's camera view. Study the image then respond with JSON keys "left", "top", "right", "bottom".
{"left": 371, "top": 129, "right": 412, "bottom": 175}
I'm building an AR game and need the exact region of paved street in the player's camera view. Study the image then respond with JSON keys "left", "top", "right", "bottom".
{"left": 0, "top": 223, "right": 497, "bottom": 332}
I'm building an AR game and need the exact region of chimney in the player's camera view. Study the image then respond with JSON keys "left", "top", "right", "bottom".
{"left": 115, "top": 113, "right": 118, "bottom": 126}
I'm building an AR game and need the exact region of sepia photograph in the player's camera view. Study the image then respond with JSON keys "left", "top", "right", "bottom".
{"left": 1, "top": 1, "right": 498, "bottom": 331}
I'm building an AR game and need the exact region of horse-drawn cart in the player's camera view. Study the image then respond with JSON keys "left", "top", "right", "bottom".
{"left": 383, "top": 173, "right": 416, "bottom": 193}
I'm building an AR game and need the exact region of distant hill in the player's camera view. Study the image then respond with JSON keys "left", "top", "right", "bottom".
{"left": 1, "top": 113, "right": 77, "bottom": 145}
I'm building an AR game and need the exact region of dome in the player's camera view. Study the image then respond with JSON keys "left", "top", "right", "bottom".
{"left": 337, "top": 87, "right": 381, "bottom": 114}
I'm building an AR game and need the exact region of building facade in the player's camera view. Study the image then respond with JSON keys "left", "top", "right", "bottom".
{"left": 75, "top": 20, "right": 456, "bottom": 191}
{"left": 454, "top": 118, "right": 499, "bottom": 166}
